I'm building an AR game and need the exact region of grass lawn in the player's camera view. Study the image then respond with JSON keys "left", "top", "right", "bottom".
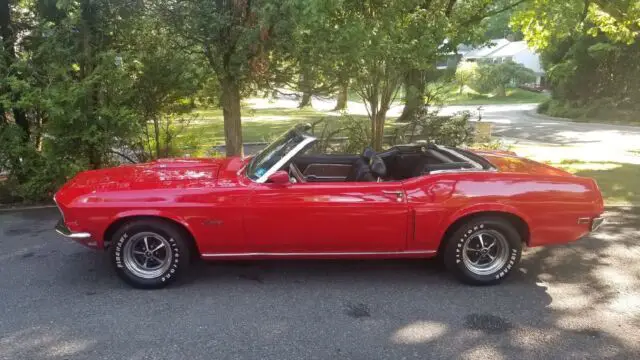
{"left": 443, "top": 86, "right": 550, "bottom": 105}
{"left": 183, "top": 106, "right": 404, "bottom": 155}
{"left": 555, "top": 160, "right": 640, "bottom": 206}
{"left": 188, "top": 107, "right": 336, "bottom": 145}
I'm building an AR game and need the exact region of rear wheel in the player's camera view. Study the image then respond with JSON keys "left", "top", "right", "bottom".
{"left": 443, "top": 216, "right": 522, "bottom": 285}
{"left": 110, "top": 219, "right": 191, "bottom": 289}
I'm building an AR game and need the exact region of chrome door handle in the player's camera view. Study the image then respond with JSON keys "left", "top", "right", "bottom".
{"left": 382, "top": 190, "right": 404, "bottom": 202}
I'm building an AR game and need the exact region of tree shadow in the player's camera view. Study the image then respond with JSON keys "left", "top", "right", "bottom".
{"left": 3, "top": 207, "right": 640, "bottom": 359}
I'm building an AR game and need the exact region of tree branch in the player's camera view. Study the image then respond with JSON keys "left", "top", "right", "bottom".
{"left": 445, "top": 0, "right": 458, "bottom": 18}
{"left": 461, "top": 0, "right": 530, "bottom": 26}
{"left": 110, "top": 149, "right": 138, "bottom": 164}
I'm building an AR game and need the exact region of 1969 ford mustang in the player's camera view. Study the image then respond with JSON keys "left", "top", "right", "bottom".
{"left": 54, "top": 125, "right": 604, "bottom": 288}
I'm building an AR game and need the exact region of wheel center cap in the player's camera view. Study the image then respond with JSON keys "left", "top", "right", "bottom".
{"left": 145, "top": 251, "right": 152, "bottom": 257}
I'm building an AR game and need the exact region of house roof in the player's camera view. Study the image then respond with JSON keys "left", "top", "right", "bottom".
{"left": 461, "top": 39, "right": 511, "bottom": 59}
{"left": 486, "top": 41, "right": 530, "bottom": 58}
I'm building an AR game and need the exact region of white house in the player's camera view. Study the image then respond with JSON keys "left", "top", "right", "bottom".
{"left": 460, "top": 39, "right": 545, "bottom": 85}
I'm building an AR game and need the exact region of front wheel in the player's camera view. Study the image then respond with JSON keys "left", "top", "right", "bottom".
{"left": 443, "top": 216, "right": 522, "bottom": 285}
{"left": 110, "top": 219, "right": 191, "bottom": 289}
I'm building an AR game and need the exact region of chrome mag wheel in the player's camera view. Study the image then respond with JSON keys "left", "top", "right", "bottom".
{"left": 462, "top": 229, "right": 510, "bottom": 276}
{"left": 122, "top": 232, "right": 173, "bottom": 279}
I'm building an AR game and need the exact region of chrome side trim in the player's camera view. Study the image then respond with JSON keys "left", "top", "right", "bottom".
{"left": 201, "top": 250, "right": 436, "bottom": 257}
{"left": 429, "top": 169, "right": 496, "bottom": 175}
{"left": 256, "top": 137, "right": 316, "bottom": 183}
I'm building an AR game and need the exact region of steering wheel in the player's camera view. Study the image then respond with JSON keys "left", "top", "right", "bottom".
{"left": 288, "top": 163, "right": 305, "bottom": 183}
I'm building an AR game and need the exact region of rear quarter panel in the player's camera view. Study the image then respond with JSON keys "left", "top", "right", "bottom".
{"left": 403, "top": 171, "right": 603, "bottom": 251}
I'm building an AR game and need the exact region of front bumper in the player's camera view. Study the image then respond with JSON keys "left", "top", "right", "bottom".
{"left": 55, "top": 219, "right": 98, "bottom": 248}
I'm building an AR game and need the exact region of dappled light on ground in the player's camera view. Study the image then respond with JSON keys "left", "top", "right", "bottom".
{"left": 391, "top": 321, "right": 448, "bottom": 344}
{"left": 1, "top": 207, "right": 640, "bottom": 358}
{"left": 0, "top": 327, "right": 96, "bottom": 359}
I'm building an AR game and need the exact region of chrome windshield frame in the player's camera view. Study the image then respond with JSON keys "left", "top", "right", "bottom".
{"left": 247, "top": 126, "right": 317, "bottom": 184}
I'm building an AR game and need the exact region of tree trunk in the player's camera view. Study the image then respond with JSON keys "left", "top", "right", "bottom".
{"left": 333, "top": 82, "right": 348, "bottom": 111}
{"left": 1, "top": 0, "right": 29, "bottom": 141}
{"left": 220, "top": 77, "right": 243, "bottom": 157}
{"left": 298, "top": 91, "right": 312, "bottom": 108}
{"left": 496, "top": 84, "right": 506, "bottom": 97}
{"left": 153, "top": 118, "right": 161, "bottom": 158}
{"left": 298, "top": 67, "right": 313, "bottom": 108}
{"left": 397, "top": 69, "right": 425, "bottom": 122}
{"left": 371, "top": 111, "right": 386, "bottom": 151}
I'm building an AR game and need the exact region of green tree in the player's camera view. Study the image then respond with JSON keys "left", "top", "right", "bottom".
{"left": 512, "top": 0, "right": 640, "bottom": 48}
{"left": 333, "top": 0, "right": 531, "bottom": 150}
{"left": 158, "top": 0, "right": 294, "bottom": 156}
{"left": 454, "top": 61, "right": 478, "bottom": 94}
{"left": 513, "top": 0, "right": 640, "bottom": 119}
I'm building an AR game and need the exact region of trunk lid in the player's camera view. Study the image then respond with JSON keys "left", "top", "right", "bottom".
{"left": 472, "top": 150, "right": 573, "bottom": 177}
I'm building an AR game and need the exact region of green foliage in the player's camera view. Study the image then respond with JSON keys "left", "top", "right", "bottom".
{"left": 393, "top": 108, "right": 474, "bottom": 147}
{"left": 469, "top": 61, "right": 536, "bottom": 96}
{"left": 309, "top": 115, "right": 371, "bottom": 154}
{"left": 454, "top": 61, "right": 479, "bottom": 94}
{"left": 512, "top": 0, "right": 640, "bottom": 49}
{"left": 0, "top": 124, "right": 80, "bottom": 203}
{"left": 534, "top": 29, "right": 640, "bottom": 122}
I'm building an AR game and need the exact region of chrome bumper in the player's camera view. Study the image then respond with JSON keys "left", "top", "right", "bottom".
{"left": 55, "top": 219, "right": 91, "bottom": 239}
{"left": 591, "top": 217, "right": 605, "bottom": 232}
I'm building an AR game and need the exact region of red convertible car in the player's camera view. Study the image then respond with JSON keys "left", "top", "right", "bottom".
{"left": 54, "top": 125, "right": 604, "bottom": 288}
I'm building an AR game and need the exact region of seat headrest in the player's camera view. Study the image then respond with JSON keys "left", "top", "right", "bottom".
{"left": 362, "top": 147, "right": 376, "bottom": 161}
{"left": 369, "top": 155, "right": 387, "bottom": 178}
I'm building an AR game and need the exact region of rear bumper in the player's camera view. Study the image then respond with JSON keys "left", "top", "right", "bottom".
{"left": 591, "top": 217, "right": 605, "bottom": 232}
{"left": 55, "top": 219, "right": 98, "bottom": 248}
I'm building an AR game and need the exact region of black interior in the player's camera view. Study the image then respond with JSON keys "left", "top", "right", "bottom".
{"left": 289, "top": 144, "right": 483, "bottom": 183}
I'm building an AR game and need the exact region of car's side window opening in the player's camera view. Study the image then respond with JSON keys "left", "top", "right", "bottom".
{"left": 283, "top": 143, "right": 494, "bottom": 184}
{"left": 253, "top": 125, "right": 494, "bottom": 184}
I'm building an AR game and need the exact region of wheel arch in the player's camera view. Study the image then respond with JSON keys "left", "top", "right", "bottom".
{"left": 437, "top": 209, "right": 531, "bottom": 255}
{"left": 103, "top": 213, "right": 200, "bottom": 256}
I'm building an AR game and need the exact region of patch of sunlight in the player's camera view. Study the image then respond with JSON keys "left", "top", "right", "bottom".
{"left": 609, "top": 293, "right": 640, "bottom": 315}
{"left": 390, "top": 321, "right": 447, "bottom": 344}
{"left": 461, "top": 345, "right": 505, "bottom": 360}
{"left": 543, "top": 282, "right": 593, "bottom": 310}
{"left": 46, "top": 339, "right": 97, "bottom": 357}
{"left": 594, "top": 266, "right": 638, "bottom": 288}
{"left": 556, "top": 162, "right": 622, "bottom": 172}
{"left": 246, "top": 115, "right": 301, "bottom": 122}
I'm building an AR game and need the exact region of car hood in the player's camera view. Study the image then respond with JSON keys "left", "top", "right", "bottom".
{"left": 472, "top": 149, "right": 573, "bottom": 177}
{"left": 55, "top": 158, "right": 225, "bottom": 204}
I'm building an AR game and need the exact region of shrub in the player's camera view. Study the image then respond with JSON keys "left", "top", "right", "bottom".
{"left": 392, "top": 107, "right": 474, "bottom": 146}
{"left": 0, "top": 124, "right": 80, "bottom": 203}
{"left": 470, "top": 61, "right": 536, "bottom": 96}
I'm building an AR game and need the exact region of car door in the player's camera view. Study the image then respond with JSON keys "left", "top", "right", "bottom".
{"left": 244, "top": 181, "right": 409, "bottom": 253}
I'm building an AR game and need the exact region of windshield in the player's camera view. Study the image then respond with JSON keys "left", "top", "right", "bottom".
{"left": 246, "top": 128, "right": 313, "bottom": 181}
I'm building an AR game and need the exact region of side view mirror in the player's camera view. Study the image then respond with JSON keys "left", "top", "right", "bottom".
{"left": 267, "top": 170, "right": 290, "bottom": 185}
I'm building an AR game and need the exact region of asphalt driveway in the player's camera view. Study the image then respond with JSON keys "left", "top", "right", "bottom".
{"left": 1, "top": 207, "right": 639, "bottom": 360}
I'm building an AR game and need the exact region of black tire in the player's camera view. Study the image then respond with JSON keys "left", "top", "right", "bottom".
{"left": 110, "top": 219, "right": 191, "bottom": 289}
{"left": 443, "top": 216, "right": 522, "bottom": 285}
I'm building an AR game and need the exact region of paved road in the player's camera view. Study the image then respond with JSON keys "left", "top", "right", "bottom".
{"left": 446, "top": 104, "right": 640, "bottom": 152}
{"left": 1, "top": 207, "right": 639, "bottom": 359}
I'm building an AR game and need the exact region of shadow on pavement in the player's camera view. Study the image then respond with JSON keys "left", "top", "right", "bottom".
{"left": 1, "top": 207, "right": 639, "bottom": 359}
